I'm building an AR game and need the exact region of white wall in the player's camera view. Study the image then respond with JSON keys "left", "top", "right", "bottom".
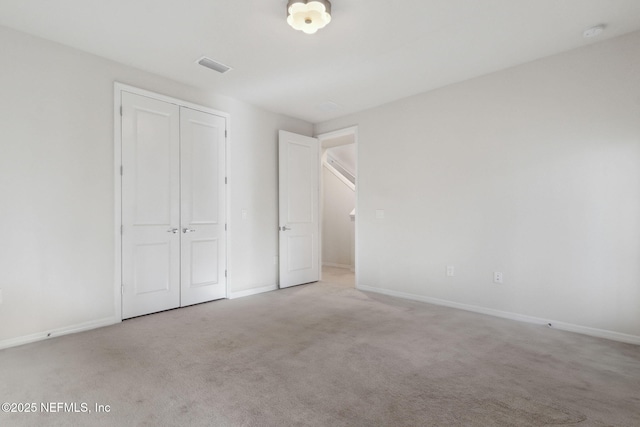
{"left": 316, "top": 31, "right": 640, "bottom": 342}
{"left": 0, "top": 26, "right": 312, "bottom": 347}
{"left": 322, "top": 166, "right": 355, "bottom": 268}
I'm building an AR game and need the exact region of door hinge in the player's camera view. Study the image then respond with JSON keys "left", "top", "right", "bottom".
{"left": 120, "top": 106, "right": 123, "bottom": 116}
{"left": 225, "top": 129, "right": 227, "bottom": 138}
{"left": 120, "top": 165, "right": 123, "bottom": 176}
{"left": 225, "top": 270, "right": 227, "bottom": 278}
{"left": 225, "top": 223, "right": 227, "bottom": 231}
{"left": 121, "top": 285, "right": 124, "bottom": 295}
{"left": 225, "top": 177, "right": 227, "bottom": 184}
{"left": 121, "top": 225, "right": 124, "bottom": 234}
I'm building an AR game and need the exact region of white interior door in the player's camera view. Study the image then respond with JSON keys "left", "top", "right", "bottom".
{"left": 278, "top": 130, "right": 320, "bottom": 288}
{"left": 122, "top": 92, "right": 181, "bottom": 318}
{"left": 180, "top": 107, "right": 227, "bottom": 306}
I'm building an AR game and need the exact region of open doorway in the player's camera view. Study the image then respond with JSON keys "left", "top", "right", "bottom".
{"left": 317, "top": 126, "right": 358, "bottom": 288}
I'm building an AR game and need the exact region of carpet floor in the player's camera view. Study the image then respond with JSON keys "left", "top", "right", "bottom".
{"left": 1, "top": 267, "right": 639, "bottom": 426}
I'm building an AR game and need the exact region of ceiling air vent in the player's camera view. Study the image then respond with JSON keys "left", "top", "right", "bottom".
{"left": 197, "top": 56, "right": 232, "bottom": 74}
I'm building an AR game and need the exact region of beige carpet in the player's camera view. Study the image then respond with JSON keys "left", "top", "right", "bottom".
{"left": 1, "top": 267, "right": 639, "bottom": 426}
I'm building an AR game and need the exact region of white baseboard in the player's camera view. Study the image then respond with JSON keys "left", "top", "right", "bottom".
{"left": 322, "top": 262, "right": 353, "bottom": 269}
{"left": 228, "top": 284, "right": 278, "bottom": 299}
{"left": 0, "top": 316, "right": 121, "bottom": 350}
{"left": 544, "top": 321, "right": 640, "bottom": 345}
{"left": 357, "top": 285, "right": 640, "bottom": 345}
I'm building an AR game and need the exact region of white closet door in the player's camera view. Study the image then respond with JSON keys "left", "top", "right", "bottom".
{"left": 180, "top": 107, "right": 227, "bottom": 306}
{"left": 122, "top": 92, "right": 181, "bottom": 319}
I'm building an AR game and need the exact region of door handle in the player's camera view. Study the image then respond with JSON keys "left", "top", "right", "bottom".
{"left": 167, "top": 228, "right": 179, "bottom": 234}
{"left": 280, "top": 226, "right": 291, "bottom": 231}
{"left": 183, "top": 228, "right": 196, "bottom": 233}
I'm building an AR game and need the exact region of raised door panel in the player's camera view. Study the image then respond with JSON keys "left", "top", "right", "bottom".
{"left": 287, "top": 234, "right": 313, "bottom": 271}
{"left": 287, "top": 142, "right": 315, "bottom": 223}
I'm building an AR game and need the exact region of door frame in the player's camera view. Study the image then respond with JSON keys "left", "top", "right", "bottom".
{"left": 113, "top": 82, "right": 231, "bottom": 320}
{"left": 316, "top": 125, "right": 359, "bottom": 286}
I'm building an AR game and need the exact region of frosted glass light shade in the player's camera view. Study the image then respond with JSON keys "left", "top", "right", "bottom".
{"left": 287, "top": 0, "right": 332, "bottom": 34}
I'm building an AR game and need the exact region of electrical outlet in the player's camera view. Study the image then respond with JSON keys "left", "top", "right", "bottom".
{"left": 446, "top": 266, "right": 455, "bottom": 277}
{"left": 494, "top": 272, "right": 504, "bottom": 284}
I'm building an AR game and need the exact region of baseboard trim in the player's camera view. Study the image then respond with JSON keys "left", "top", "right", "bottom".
{"left": 357, "top": 285, "right": 640, "bottom": 345}
{"left": 545, "top": 321, "right": 640, "bottom": 345}
{"left": 0, "top": 316, "right": 121, "bottom": 350}
{"left": 228, "top": 284, "right": 278, "bottom": 299}
{"left": 322, "top": 262, "right": 353, "bottom": 269}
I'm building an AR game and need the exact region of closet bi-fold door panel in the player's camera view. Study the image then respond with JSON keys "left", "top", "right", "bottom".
{"left": 180, "top": 107, "right": 226, "bottom": 306}
{"left": 121, "top": 92, "right": 181, "bottom": 319}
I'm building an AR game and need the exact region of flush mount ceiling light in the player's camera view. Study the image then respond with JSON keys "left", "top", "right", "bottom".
{"left": 287, "top": 0, "right": 332, "bottom": 34}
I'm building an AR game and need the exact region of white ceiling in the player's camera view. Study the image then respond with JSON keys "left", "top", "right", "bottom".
{"left": 1, "top": 1, "right": 639, "bottom": 124}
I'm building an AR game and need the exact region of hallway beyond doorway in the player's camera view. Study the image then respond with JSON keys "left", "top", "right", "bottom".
{"left": 322, "top": 266, "right": 355, "bottom": 287}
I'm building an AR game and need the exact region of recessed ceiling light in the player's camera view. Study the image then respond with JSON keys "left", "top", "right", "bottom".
{"left": 583, "top": 25, "right": 605, "bottom": 38}
{"left": 196, "top": 56, "right": 232, "bottom": 74}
